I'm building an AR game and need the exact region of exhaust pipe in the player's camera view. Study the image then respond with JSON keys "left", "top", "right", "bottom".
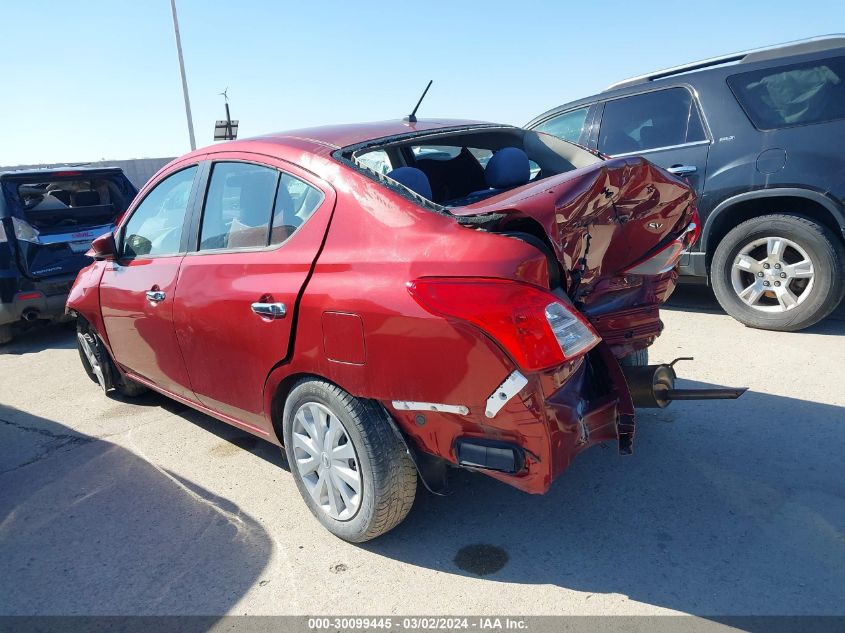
{"left": 622, "top": 357, "right": 747, "bottom": 408}
{"left": 21, "top": 308, "right": 40, "bottom": 322}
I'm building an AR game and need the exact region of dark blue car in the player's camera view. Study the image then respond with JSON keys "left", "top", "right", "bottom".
{"left": 0, "top": 166, "right": 136, "bottom": 344}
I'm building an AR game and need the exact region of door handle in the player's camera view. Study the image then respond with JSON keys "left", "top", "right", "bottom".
{"left": 667, "top": 164, "right": 697, "bottom": 176}
{"left": 251, "top": 302, "right": 286, "bottom": 319}
{"left": 145, "top": 290, "right": 166, "bottom": 303}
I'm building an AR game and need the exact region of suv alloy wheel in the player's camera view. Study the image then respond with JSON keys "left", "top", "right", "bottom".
{"left": 711, "top": 214, "right": 845, "bottom": 331}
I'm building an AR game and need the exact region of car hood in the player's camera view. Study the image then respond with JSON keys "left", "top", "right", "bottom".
{"left": 450, "top": 156, "right": 696, "bottom": 296}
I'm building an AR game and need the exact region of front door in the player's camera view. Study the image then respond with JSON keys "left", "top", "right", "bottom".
{"left": 173, "top": 155, "right": 334, "bottom": 430}
{"left": 595, "top": 86, "right": 712, "bottom": 197}
{"left": 100, "top": 164, "right": 200, "bottom": 398}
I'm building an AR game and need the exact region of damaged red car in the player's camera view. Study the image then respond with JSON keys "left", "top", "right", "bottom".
{"left": 67, "top": 119, "right": 743, "bottom": 542}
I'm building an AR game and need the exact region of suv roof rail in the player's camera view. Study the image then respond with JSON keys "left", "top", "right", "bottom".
{"left": 605, "top": 34, "right": 845, "bottom": 91}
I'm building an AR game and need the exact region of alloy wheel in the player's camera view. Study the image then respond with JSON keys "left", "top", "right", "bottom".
{"left": 77, "top": 331, "right": 108, "bottom": 391}
{"left": 291, "top": 402, "right": 362, "bottom": 521}
{"left": 730, "top": 236, "right": 815, "bottom": 312}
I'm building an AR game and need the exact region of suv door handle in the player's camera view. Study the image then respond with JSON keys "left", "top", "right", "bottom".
{"left": 145, "top": 290, "right": 166, "bottom": 303}
{"left": 251, "top": 302, "right": 287, "bottom": 319}
{"left": 667, "top": 164, "right": 697, "bottom": 176}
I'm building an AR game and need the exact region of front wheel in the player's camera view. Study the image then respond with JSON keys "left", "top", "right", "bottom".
{"left": 76, "top": 319, "right": 148, "bottom": 397}
{"left": 711, "top": 214, "right": 845, "bottom": 331}
{"left": 282, "top": 379, "right": 417, "bottom": 542}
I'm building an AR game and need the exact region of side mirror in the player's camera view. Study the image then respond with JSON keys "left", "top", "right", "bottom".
{"left": 89, "top": 232, "right": 117, "bottom": 261}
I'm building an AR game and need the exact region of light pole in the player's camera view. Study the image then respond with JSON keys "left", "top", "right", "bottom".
{"left": 170, "top": 0, "right": 196, "bottom": 150}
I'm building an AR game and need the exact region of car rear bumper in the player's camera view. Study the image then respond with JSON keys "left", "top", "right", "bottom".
{"left": 389, "top": 344, "right": 633, "bottom": 495}
{"left": 0, "top": 274, "right": 76, "bottom": 326}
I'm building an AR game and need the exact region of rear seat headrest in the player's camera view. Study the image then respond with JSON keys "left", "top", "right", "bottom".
{"left": 386, "top": 167, "right": 432, "bottom": 200}
{"left": 485, "top": 147, "right": 530, "bottom": 189}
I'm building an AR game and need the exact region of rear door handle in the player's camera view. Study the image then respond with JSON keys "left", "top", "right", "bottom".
{"left": 145, "top": 290, "right": 166, "bottom": 303}
{"left": 667, "top": 164, "right": 697, "bottom": 176}
{"left": 251, "top": 302, "right": 286, "bottom": 319}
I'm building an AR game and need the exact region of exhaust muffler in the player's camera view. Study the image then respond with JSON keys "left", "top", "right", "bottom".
{"left": 622, "top": 357, "right": 747, "bottom": 408}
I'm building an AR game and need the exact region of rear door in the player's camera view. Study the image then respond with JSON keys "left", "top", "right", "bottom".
{"left": 173, "top": 153, "right": 335, "bottom": 431}
{"left": 594, "top": 87, "right": 711, "bottom": 197}
{"left": 100, "top": 163, "right": 202, "bottom": 398}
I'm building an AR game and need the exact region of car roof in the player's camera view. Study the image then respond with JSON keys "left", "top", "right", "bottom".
{"left": 527, "top": 34, "right": 845, "bottom": 127}
{"left": 191, "top": 119, "right": 500, "bottom": 157}
{"left": 0, "top": 165, "right": 126, "bottom": 180}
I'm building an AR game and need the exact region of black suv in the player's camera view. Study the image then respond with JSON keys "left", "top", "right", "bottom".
{"left": 527, "top": 35, "right": 845, "bottom": 331}
{"left": 0, "top": 166, "right": 137, "bottom": 344}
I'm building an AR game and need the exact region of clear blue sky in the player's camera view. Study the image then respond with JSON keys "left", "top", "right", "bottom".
{"left": 1, "top": 0, "right": 843, "bottom": 164}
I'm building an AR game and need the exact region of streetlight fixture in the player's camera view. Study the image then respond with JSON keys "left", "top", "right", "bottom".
{"left": 170, "top": 0, "right": 196, "bottom": 150}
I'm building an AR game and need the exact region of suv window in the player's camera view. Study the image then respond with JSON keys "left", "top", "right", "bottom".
{"left": 533, "top": 107, "right": 589, "bottom": 143}
{"left": 121, "top": 166, "right": 197, "bottom": 258}
{"left": 200, "top": 162, "right": 278, "bottom": 250}
{"left": 727, "top": 56, "right": 845, "bottom": 130}
{"left": 598, "top": 87, "right": 707, "bottom": 155}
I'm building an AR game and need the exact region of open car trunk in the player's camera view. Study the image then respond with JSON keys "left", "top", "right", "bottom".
{"left": 0, "top": 168, "right": 137, "bottom": 280}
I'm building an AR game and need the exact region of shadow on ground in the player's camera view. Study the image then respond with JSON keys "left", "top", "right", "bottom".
{"left": 366, "top": 382, "right": 845, "bottom": 615}
{"left": 0, "top": 404, "right": 273, "bottom": 615}
{"left": 0, "top": 321, "right": 77, "bottom": 355}
{"left": 666, "top": 284, "right": 845, "bottom": 335}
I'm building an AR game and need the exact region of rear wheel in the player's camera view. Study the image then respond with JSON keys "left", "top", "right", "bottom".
{"left": 76, "top": 319, "right": 148, "bottom": 397}
{"left": 620, "top": 348, "right": 649, "bottom": 367}
{"left": 711, "top": 214, "right": 845, "bottom": 331}
{"left": 282, "top": 379, "right": 416, "bottom": 542}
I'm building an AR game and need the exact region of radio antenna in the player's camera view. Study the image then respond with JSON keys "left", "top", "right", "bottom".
{"left": 404, "top": 80, "right": 433, "bottom": 123}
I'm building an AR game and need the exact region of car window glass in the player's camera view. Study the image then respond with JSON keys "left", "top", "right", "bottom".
{"left": 357, "top": 150, "right": 393, "bottom": 175}
{"left": 120, "top": 166, "right": 196, "bottom": 258}
{"left": 727, "top": 56, "right": 845, "bottom": 129}
{"left": 199, "top": 162, "right": 279, "bottom": 251}
{"left": 598, "top": 88, "right": 706, "bottom": 155}
{"left": 270, "top": 173, "right": 324, "bottom": 246}
{"left": 533, "top": 107, "right": 589, "bottom": 143}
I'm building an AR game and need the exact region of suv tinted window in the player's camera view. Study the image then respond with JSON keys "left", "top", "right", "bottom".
{"left": 533, "top": 107, "right": 589, "bottom": 143}
{"left": 121, "top": 166, "right": 197, "bottom": 258}
{"left": 727, "top": 56, "right": 845, "bottom": 130}
{"left": 598, "top": 87, "right": 706, "bottom": 155}
{"left": 200, "top": 162, "right": 278, "bottom": 250}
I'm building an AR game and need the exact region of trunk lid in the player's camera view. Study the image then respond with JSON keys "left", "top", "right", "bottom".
{"left": 450, "top": 156, "right": 696, "bottom": 299}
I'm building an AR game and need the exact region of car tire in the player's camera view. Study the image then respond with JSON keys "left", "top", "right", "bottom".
{"left": 76, "top": 319, "right": 148, "bottom": 398}
{"left": 282, "top": 378, "right": 417, "bottom": 543}
{"left": 711, "top": 214, "right": 845, "bottom": 332}
{"left": 0, "top": 324, "right": 12, "bottom": 345}
{"left": 620, "top": 348, "right": 649, "bottom": 367}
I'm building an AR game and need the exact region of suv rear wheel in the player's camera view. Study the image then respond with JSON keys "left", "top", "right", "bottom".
{"left": 282, "top": 379, "right": 417, "bottom": 542}
{"left": 711, "top": 214, "right": 845, "bottom": 331}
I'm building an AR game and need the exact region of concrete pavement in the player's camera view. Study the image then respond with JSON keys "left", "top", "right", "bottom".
{"left": 1, "top": 287, "right": 843, "bottom": 616}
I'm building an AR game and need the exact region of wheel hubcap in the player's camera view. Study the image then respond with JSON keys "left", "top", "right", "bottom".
{"left": 291, "top": 402, "right": 361, "bottom": 521}
{"left": 730, "top": 236, "right": 814, "bottom": 313}
{"left": 77, "top": 331, "right": 108, "bottom": 391}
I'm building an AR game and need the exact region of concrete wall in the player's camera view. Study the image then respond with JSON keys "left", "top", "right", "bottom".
{"left": 0, "top": 157, "right": 175, "bottom": 190}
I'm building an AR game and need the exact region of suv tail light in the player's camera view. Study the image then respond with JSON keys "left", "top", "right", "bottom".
{"left": 407, "top": 278, "right": 600, "bottom": 371}
{"left": 11, "top": 217, "right": 40, "bottom": 244}
{"left": 624, "top": 213, "right": 701, "bottom": 276}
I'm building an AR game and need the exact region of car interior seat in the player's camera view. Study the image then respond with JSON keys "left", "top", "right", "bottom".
{"left": 386, "top": 167, "right": 433, "bottom": 200}
{"left": 445, "top": 147, "right": 531, "bottom": 206}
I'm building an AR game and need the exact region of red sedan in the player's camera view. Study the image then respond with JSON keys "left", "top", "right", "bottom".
{"left": 68, "top": 119, "right": 713, "bottom": 542}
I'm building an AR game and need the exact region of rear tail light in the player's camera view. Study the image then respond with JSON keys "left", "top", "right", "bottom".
{"left": 11, "top": 217, "right": 40, "bottom": 244}
{"left": 407, "top": 278, "right": 600, "bottom": 371}
{"left": 624, "top": 212, "right": 701, "bottom": 276}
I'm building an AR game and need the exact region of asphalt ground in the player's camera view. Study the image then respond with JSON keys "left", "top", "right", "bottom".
{"left": 1, "top": 286, "right": 843, "bottom": 617}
